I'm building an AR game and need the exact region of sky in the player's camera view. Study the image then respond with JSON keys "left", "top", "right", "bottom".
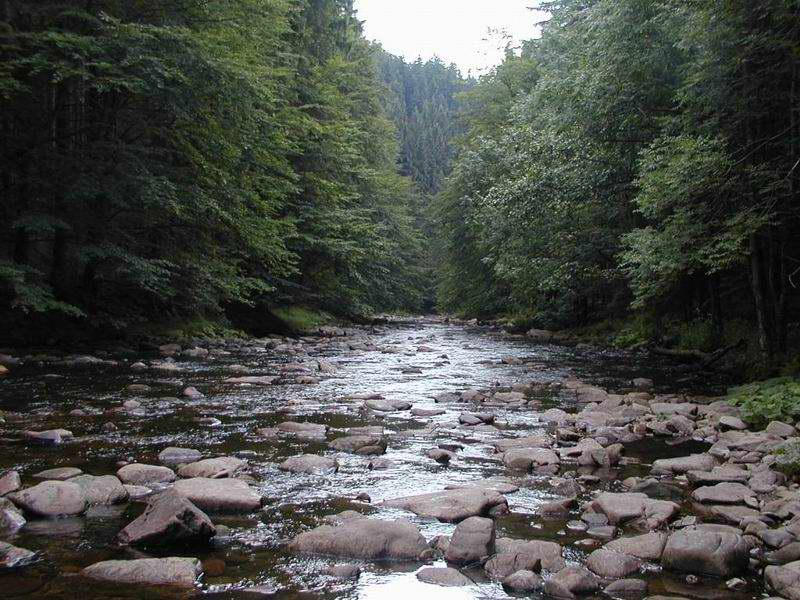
{"left": 353, "top": 1, "right": 547, "bottom": 76}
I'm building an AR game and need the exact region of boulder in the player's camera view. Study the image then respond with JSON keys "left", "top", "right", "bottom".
{"left": 765, "top": 560, "right": 800, "bottom": 600}
{"left": 590, "top": 493, "right": 679, "bottom": 529}
{"left": 604, "top": 579, "right": 648, "bottom": 596}
{"left": 0, "top": 499, "right": 26, "bottom": 533}
{"left": 494, "top": 435, "right": 552, "bottom": 452}
{"left": 445, "top": 516, "right": 495, "bottom": 565}
{"left": 686, "top": 468, "right": 749, "bottom": 486}
{"left": 365, "top": 399, "right": 411, "bottom": 412}
{"left": 71, "top": 475, "right": 129, "bottom": 506}
{"left": 691, "top": 482, "right": 755, "bottom": 505}
{"left": 329, "top": 435, "right": 386, "bottom": 455}
{"left": 117, "top": 464, "right": 176, "bottom": 486}
{"left": 8, "top": 480, "right": 86, "bottom": 517}
{"left": 118, "top": 491, "right": 216, "bottom": 546}
{"left": 485, "top": 539, "right": 565, "bottom": 579}
{"left": 586, "top": 548, "right": 643, "bottom": 578}
{"left": 767, "top": 421, "right": 797, "bottom": 438}
{"left": 32, "top": 467, "right": 82, "bottom": 481}
{"left": 0, "top": 541, "right": 37, "bottom": 569}
{"left": 0, "top": 470, "right": 21, "bottom": 496}
{"left": 276, "top": 421, "right": 328, "bottom": 440}
{"left": 605, "top": 532, "right": 667, "bottom": 561}
{"left": 278, "top": 454, "right": 338, "bottom": 475}
{"left": 324, "top": 564, "right": 361, "bottom": 579}
{"left": 382, "top": 488, "right": 507, "bottom": 523}
{"left": 652, "top": 454, "right": 716, "bottom": 474}
{"left": 416, "top": 567, "right": 472, "bottom": 586}
{"left": 172, "top": 478, "right": 263, "bottom": 513}
{"left": 177, "top": 457, "right": 245, "bottom": 479}
{"left": 503, "top": 448, "right": 560, "bottom": 470}
{"left": 290, "top": 517, "right": 430, "bottom": 560}
{"left": 23, "top": 429, "right": 73, "bottom": 445}
{"left": 81, "top": 557, "right": 202, "bottom": 587}
{"left": 544, "top": 565, "right": 600, "bottom": 598}
{"left": 662, "top": 526, "right": 749, "bottom": 577}
{"left": 502, "top": 569, "right": 542, "bottom": 592}
{"left": 158, "top": 447, "right": 202, "bottom": 467}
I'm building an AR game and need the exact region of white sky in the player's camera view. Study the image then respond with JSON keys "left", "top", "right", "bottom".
{"left": 353, "top": 0, "right": 547, "bottom": 76}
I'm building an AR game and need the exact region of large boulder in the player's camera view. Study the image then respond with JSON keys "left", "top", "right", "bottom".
{"left": 329, "top": 435, "right": 386, "bottom": 455}
{"left": 0, "top": 542, "right": 37, "bottom": 569}
{"left": 445, "top": 516, "right": 495, "bottom": 565}
{"left": 502, "top": 569, "right": 543, "bottom": 592}
{"left": 605, "top": 532, "right": 667, "bottom": 561}
{"left": 172, "top": 478, "right": 263, "bottom": 513}
{"left": 278, "top": 454, "right": 338, "bottom": 475}
{"left": 290, "top": 517, "right": 430, "bottom": 560}
{"left": 544, "top": 565, "right": 600, "bottom": 598}
{"left": 0, "top": 498, "right": 26, "bottom": 533}
{"left": 81, "top": 557, "right": 202, "bottom": 587}
{"left": 586, "top": 548, "right": 643, "bottom": 578}
{"left": 71, "top": 475, "right": 129, "bottom": 506}
{"left": 8, "top": 481, "right": 86, "bottom": 517}
{"left": 691, "top": 482, "right": 755, "bottom": 505}
{"left": 765, "top": 560, "right": 800, "bottom": 600}
{"left": 416, "top": 567, "right": 472, "bottom": 586}
{"left": 589, "top": 493, "right": 679, "bottom": 529}
{"left": 117, "top": 464, "right": 176, "bottom": 486}
{"left": 276, "top": 421, "right": 328, "bottom": 440}
{"left": 503, "top": 448, "right": 560, "bottom": 470}
{"left": 494, "top": 435, "right": 552, "bottom": 452}
{"left": 382, "top": 488, "right": 507, "bottom": 523}
{"left": 118, "top": 491, "right": 215, "bottom": 546}
{"left": 662, "top": 526, "right": 749, "bottom": 577}
{"left": 0, "top": 471, "right": 21, "bottom": 496}
{"left": 176, "top": 457, "right": 245, "bottom": 479}
{"left": 485, "top": 539, "right": 565, "bottom": 579}
{"left": 651, "top": 454, "right": 716, "bottom": 474}
{"left": 158, "top": 447, "right": 202, "bottom": 467}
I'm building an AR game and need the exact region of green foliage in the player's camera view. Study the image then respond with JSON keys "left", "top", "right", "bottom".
{"left": 774, "top": 439, "right": 800, "bottom": 478}
{"left": 271, "top": 306, "right": 332, "bottom": 334}
{"left": 727, "top": 377, "right": 800, "bottom": 429}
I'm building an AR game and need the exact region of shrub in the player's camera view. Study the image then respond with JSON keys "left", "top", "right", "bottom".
{"left": 727, "top": 377, "right": 800, "bottom": 430}
{"left": 774, "top": 439, "right": 800, "bottom": 478}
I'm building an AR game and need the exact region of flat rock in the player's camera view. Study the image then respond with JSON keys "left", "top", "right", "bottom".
{"left": 276, "top": 421, "right": 328, "bottom": 440}
{"left": 117, "top": 464, "right": 176, "bottom": 486}
{"left": 8, "top": 480, "right": 86, "bottom": 517}
{"left": 765, "top": 560, "right": 800, "bottom": 600}
{"left": 71, "top": 475, "right": 129, "bottom": 506}
{"left": 32, "top": 467, "right": 82, "bottom": 481}
{"left": 416, "top": 567, "right": 472, "bottom": 586}
{"left": 158, "top": 447, "right": 202, "bottom": 466}
{"left": 494, "top": 435, "right": 552, "bottom": 452}
{"left": 0, "top": 471, "right": 21, "bottom": 496}
{"left": 767, "top": 421, "right": 797, "bottom": 438}
{"left": 502, "top": 569, "right": 542, "bottom": 592}
{"left": 172, "top": 478, "right": 263, "bottom": 513}
{"left": 686, "top": 468, "right": 749, "bottom": 486}
{"left": 591, "top": 492, "right": 679, "bottom": 529}
{"left": 605, "top": 578, "right": 648, "bottom": 596}
{"left": 652, "top": 454, "right": 716, "bottom": 474}
{"left": 365, "top": 399, "right": 411, "bottom": 412}
{"left": 278, "top": 454, "right": 338, "bottom": 475}
{"left": 329, "top": 435, "right": 386, "bottom": 455}
{"left": 0, "top": 541, "right": 37, "bottom": 569}
{"left": 545, "top": 565, "right": 600, "bottom": 597}
{"left": 118, "top": 491, "right": 215, "bottom": 546}
{"left": 485, "top": 538, "right": 565, "bottom": 578}
{"left": 177, "top": 457, "right": 245, "bottom": 479}
{"left": 503, "top": 447, "right": 560, "bottom": 470}
{"left": 445, "top": 516, "right": 495, "bottom": 565}
{"left": 662, "top": 526, "right": 749, "bottom": 577}
{"left": 23, "top": 429, "right": 73, "bottom": 445}
{"left": 382, "top": 488, "right": 507, "bottom": 523}
{"left": 411, "top": 408, "right": 445, "bottom": 416}
{"left": 691, "top": 482, "right": 754, "bottom": 505}
{"left": 586, "top": 548, "right": 643, "bottom": 577}
{"left": 605, "top": 532, "right": 667, "bottom": 561}
{"left": 290, "top": 517, "right": 430, "bottom": 560}
{"left": 81, "top": 557, "right": 202, "bottom": 587}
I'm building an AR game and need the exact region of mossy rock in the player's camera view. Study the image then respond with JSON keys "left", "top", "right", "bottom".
{"left": 774, "top": 439, "right": 800, "bottom": 478}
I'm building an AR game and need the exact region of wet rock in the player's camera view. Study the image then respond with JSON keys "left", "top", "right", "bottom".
{"left": 81, "top": 557, "right": 202, "bottom": 587}
{"left": 719, "top": 416, "right": 747, "bottom": 431}
{"left": 538, "top": 497, "right": 577, "bottom": 516}
{"left": 545, "top": 565, "right": 601, "bottom": 598}
{"left": 32, "top": 467, "right": 82, "bottom": 481}
{"left": 503, "top": 447, "right": 560, "bottom": 470}
{"left": 686, "top": 468, "right": 749, "bottom": 486}
{"left": 382, "top": 488, "right": 508, "bottom": 523}
{"left": 503, "top": 569, "right": 543, "bottom": 592}
{"left": 8, "top": 480, "right": 86, "bottom": 517}
{"left": 278, "top": 454, "right": 338, "bottom": 475}
{"left": 158, "top": 447, "right": 203, "bottom": 467}
{"left": 0, "top": 470, "right": 21, "bottom": 496}
{"left": 662, "top": 526, "right": 749, "bottom": 577}
{"left": 365, "top": 399, "right": 411, "bottom": 412}
{"left": 23, "top": 429, "right": 73, "bottom": 445}
{"left": 652, "top": 454, "right": 717, "bottom": 474}
{"left": 691, "top": 482, "right": 755, "bottom": 505}
{"left": 486, "top": 538, "right": 565, "bottom": 578}
{"left": 765, "top": 541, "right": 800, "bottom": 564}
{"left": 445, "top": 516, "right": 495, "bottom": 565}
{"left": 276, "top": 421, "right": 328, "bottom": 440}
{"left": 325, "top": 564, "right": 361, "bottom": 579}
{"left": 224, "top": 376, "right": 277, "bottom": 385}
{"left": 630, "top": 479, "right": 684, "bottom": 502}
{"left": 0, "top": 541, "right": 37, "bottom": 569}
{"left": 290, "top": 517, "right": 430, "bottom": 560}
{"left": 587, "top": 525, "right": 618, "bottom": 540}
{"left": 367, "top": 458, "right": 394, "bottom": 470}
{"left": 764, "top": 560, "right": 800, "bottom": 600}
{"left": 416, "top": 567, "right": 472, "bottom": 586}
{"left": 117, "top": 464, "right": 176, "bottom": 486}
{"left": 426, "top": 448, "right": 455, "bottom": 464}
{"left": 177, "top": 457, "right": 245, "bottom": 479}
{"left": 590, "top": 493, "right": 679, "bottom": 529}
{"left": 605, "top": 579, "right": 648, "bottom": 596}
{"left": 329, "top": 435, "right": 386, "bottom": 455}
{"left": 182, "top": 386, "right": 204, "bottom": 398}
{"left": 586, "top": 548, "right": 643, "bottom": 578}
{"left": 494, "top": 434, "right": 553, "bottom": 453}
{"left": 0, "top": 498, "right": 26, "bottom": 533}
{"left": 118, "top": 491, "right": 216, "bottom": 546}
{"left": 605, "top": 532, "right": 667, "bottom": 561}
{"left": 124, "top": 484, "right": 152, "bottom": 500}
{"left": 71, "top": 475, "right": 129, "bottom": 506}
{"left": 172, "top": 478, "right": 263, "bottom": 513}
{"left": 411, "top": 408, "right": 445, "bottom": 417}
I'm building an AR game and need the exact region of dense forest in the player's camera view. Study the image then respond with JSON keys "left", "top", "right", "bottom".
{"left": 0, "top": 0, "right": 461, "bottom": 341}
{"left": 436, "top": 0, "right": 800, "bottom": 367}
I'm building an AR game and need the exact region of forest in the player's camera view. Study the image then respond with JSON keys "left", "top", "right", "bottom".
{"left": 2, "top": 0, "right": 800, "bottom": 371}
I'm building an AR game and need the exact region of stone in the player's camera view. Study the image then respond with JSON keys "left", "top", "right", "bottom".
{"left": 290, "top": 517, "right": 430, "bottom": 560}
{"left": 118, "top": 491, "right": 216, "bottom": 546}
{"left": 365, "top": 399, "right": 411, "bottom": 412}
{"left": 278, "top": 454, "right": 338, "bottom": 475}
{"left": 32, "top": 467, "right": 82, "bottom": 481}
{"left": 276, "top": 421, "right": 328, "bottom": 440}
{"left": 71, "top": 475, "right": 129, "bottom": 506}
{"left": 662, "top": 526, "right": 749, "bottom": 577}
{"left": 691, "top": 482, "right": 755, "bottom": 505}
{"left": 382, "top": 488, "right": 508, "bottom": 523}
{"left": 545, "top": 566, "right": 600, "bottom": 598}
{"left": 117, "top": 464, "right": 176, "bottom": 486}
{"left": 412, "top": 408, "right": 445, "bottom": 416}
{"left": 502, "top": 569, "right": 542, "bottom": 592}
{"left": 0, "top": 541, "right": 37, "bottom": 569}
{"left": 158, "top": 447, "right": 202, "bottom": 466}
{"left": 81, "top": 557, "right": 202, "bottom": 587}
{"left": 0, "top": 470, "right": 21, "bottom": 496}
{"left": 416, "top": 567, "right": 472, "bottom": 586}
{"left": 329, "top": 435, "right": 386, "bottom": 455}
{"left": 172, "top": 478, "right": 263, "bottom": 513}
{"left": 765, "top": 560, "right": 800, "bottom": 600}
{"left": 605, "top": 532, "right": 668, "bottom": 561}
{"left": 23, "top": 429, "right": 73, "bottom": 445}
{"left": 630, "top": 479, "right": 684, "bottom": 501}
{"left": 503, "top": 447, "right": 560, "bottom": 470}
{"left": 8, "top": 480, "right": 86, "bottom": 517}
{"left": 485, "top": 538, "right": 565, "bottom": 578}
{"left": 766, "top": 542, "right": 800, "bottom": 564}
{"left": 652, "top": 454, "right": 716, "bottom": 474}
{"left": 719, "top": 416, "right": 748, "bottom": 431}
{"left": 494, "top": 435, "right": 552, "bottom": 452}
{"left": 325, "top": 564, "right": 361, "bottom": 579}
{"left": 177, "top": 457, "right": 245, "bottom": 479}
{"left": 591, "top": 493, "right": 679, "bottom": 529}
{"left": 586, "top": 548, "right": 643, "bottom": 578}
{"left": 605, "top": 579, "right": 648, "bottom": 596}
{"left": 426, "top": 448, "right": 455, "bottom": 464}
{"left": 182, "top": 386, "right": 204, "bottom": 398}
{"left": 0, "top": 499, "right": 26, "bottom": 533}
{"left": 767, "top": 421, "right": 797, "bottom": 438}
{"left": 225, "top": 376, "right": 277, "bottom": 385}
{"left": 445, "top": 516, "right": 495, "bottom": 565}
{"left": 686, "top": 468, "right": 749, "bottom": 486}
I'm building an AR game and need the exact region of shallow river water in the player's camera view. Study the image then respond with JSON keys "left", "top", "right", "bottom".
{"left": 0, "top": 317, "right": 759, "bottom": 600}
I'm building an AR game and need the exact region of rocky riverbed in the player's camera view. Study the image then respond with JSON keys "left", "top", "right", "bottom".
{"left": 0, "top": 317, "right": 798, "bottom": 600}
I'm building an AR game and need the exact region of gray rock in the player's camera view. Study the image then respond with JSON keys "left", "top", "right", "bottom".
{"left": 290, "top": 517, "right": 430, "bottom": 560}
{"left": 329, "top": 435, "right": 386, "bottom": 455}
{"left": 158, "top": 447, "right": 202, "bottom": 466}
{"left": 275, "top": 421, "right": 328, "bottom": 440}
{"left": 117, "top": 464, "right": 176, "bottom": 486}
{"left": 416, "top": 567, "right": 472, "bottom": 586}
{"left": 71, "top": 475, "right": 129, "bottom": 506}
{"left": 445, "top": 516, "right": 495, "bottom": 565}
{"left": 177, "top": 457, "right": 245, "bottom": 479}
{"left": 605, "top": 579, "right": 648, "bottom": 596}
{"left": 691, "top": 482, "right": 755, "bottom": 505}
{"left": 605, "top": 532, "right": 667, "bottom": 561}
{"left": 8, "top": 480, "right": 86, "bottom": 517}
{"left": 719, "top": 416, "right": 747, "bottom": 431}
{"left": 485, "top": 538, "right": 565, "bottom": 579}
{"left": 81, "top": 557, "right": 202, "bottom": 587}
{"left": 278, "top": 454, "right": 338, "bottom": 475}
{"left": 0, "top": 541, "right": 37, "bottom": 569}
{"left": 32, "top": 467, "right": 82, "bottom": 481}
{"left": 324, "top": 564, "right": 361, "bottom": 579}
{"left": 586, "top": 548, "right": 643, "bottom": 577}
{"left": 0, "top": 471, "right": 21, "bottom": 496}
{"left": 502, "top": 569, "right": 542, "bottom": 592}
{"left": 686, "top": 468, "right": 749, "bottom": 486}
{"left": 767, "top": 421, "right": 797, "bottom": 438}
{"left": 172, "top": 478, "right": 263, "bottom": 513}
{"left": 590, "top": 492, "right": 679, "bottom": 529}
{"left": 545, "top": 565, "right": 600, "bottom": 598}
{"left": 652, "top": 454, "right": 716, "bottom": 474}
{"left": 0, "top": 498, "right": 26, "bottom": 533}
{"left": 118, "top": 491, "right": 215, "bottom": 546}
{"left": 503, "top": 447, "right": 560, "bottom": 470}
{"left": 23, "top": 429, "right": 73, "bottom": 445}
{"left": 662, "top": 526, "right": 749, "bottom": 577}
{"left": 494, "top": 435, "right": 553, "bottom": 452}
{"left": 382, "top": 488, "right": 507, "bottom": 523}
{"left": 365, "top": 399, "right": 411, "bottom": 412}
{"left": 765, "top": 560, "right": 800, "bottom": 600}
